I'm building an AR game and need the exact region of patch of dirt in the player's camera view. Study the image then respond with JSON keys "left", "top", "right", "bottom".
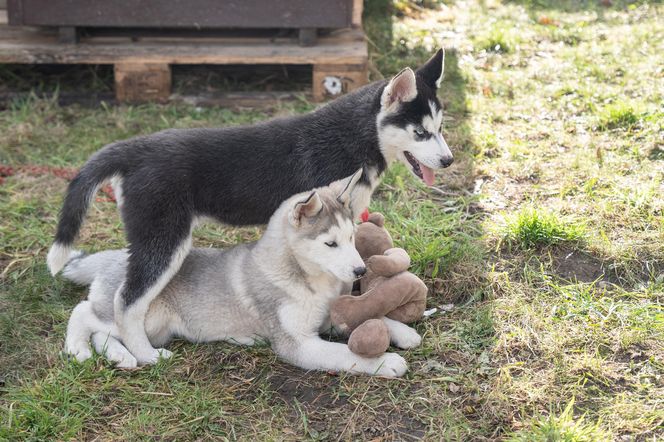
{"left": 613, "top": 343, "right": 651, "bottom": 364}
{"left": 363, "top": 412, "right": 427, "bottom": 441}
{"left": 265, "top": 365, "right": 427, "bottom": 440}
{"left": 267, "top": 367, "right": 347, "bottom": 409}
{"left": 550, "top": 248, "right": 614, "bottom": 284}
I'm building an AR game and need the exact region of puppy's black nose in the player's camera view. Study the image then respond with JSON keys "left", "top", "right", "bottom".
{"left": 440, "top": 156, "right": 454, "bottom": 168}
{"left": 353, "top": 266, "right": 367, "bottom": 278}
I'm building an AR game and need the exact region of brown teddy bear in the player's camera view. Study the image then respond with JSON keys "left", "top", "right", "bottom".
{"left": 330, "top": 212, "right": 427, "bottom": 358}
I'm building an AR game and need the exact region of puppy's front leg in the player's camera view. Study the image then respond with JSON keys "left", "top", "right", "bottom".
{"left": 279, "top": 337, "right": 408, "bottom": 377}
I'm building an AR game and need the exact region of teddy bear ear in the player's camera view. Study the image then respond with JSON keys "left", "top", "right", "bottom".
{"left": 289, "top": 191, "right": 323, "bottom": 227}
{"left": 367, "top": 212, "right": 385, "bottom": 227}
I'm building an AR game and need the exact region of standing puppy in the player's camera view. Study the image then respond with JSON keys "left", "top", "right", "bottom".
{"left": 48, "top": 50, "right": 453, "bottom": 365}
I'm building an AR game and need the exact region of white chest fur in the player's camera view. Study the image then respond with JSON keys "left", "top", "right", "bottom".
{"left": 277, "top": 275, "right": 342, "bottom": 338}
{"left": 351, "top": 167, "right": 381, "bottom": 216}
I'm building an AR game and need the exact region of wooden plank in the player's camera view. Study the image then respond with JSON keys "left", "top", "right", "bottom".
{"left": 0, "top": 28, "right": 367, "bottom": 65}
{"left": 298, "top": 28, "right": 317, "bottom": 47}
{"left": 114, "top": 63, "right": 171, "bottom": 103}
{"left": 8, "top": 0, "right": 353, "bottom": 29}
{"left": 352, "top": 0, "right": 363, "bottom": 28}
{"left": 57, "top": 27, "right": 78, "bottom": 44}
{"left": 312, "top": 63, "right": 367, "bottom": 101}
{"left": 0, "top": 20, "right": 365, "bottom": 43}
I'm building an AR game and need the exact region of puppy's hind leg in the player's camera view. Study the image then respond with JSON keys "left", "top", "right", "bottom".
{"left": 114, "top": 215, "right": 193, "bottom": 366}
{"left": 65, "top": 300, "right": 101, "bottom": 363}
{"left": 91, "top": 332, "right": 137, "bottom": 369}
{"left": 382, "top": 317, "right": 422, "bottom": 349}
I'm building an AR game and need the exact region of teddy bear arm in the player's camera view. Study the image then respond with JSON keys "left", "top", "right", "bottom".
{"left": 330, "top": 287, "right": 398, "bottom": 332}
{"left": 329, "top": 290, "right": 392, "bottom": 333}
{"left": 366, "top": 248, "right": 410, "bottom": 276}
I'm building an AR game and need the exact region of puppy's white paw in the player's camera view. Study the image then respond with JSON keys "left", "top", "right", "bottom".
{"left": 374, "top": 353, "right": 408, "bottom": 378}
{"left": 105, "top": 347, "right": 138, "bottom": 369}
{"left": 158, "top": 348, "right": 173, "bottom": 360}
{"left": 137, "top": 348, "right": 173, "bottom": 366}
{"left": 391, "top": 326, "right": 422, "bottom": 349}
{"left": 115, "top": 353, "right": 138, "bottom": 369}
{"left": 66, "top": 346, "right": 93, "bottom": 363}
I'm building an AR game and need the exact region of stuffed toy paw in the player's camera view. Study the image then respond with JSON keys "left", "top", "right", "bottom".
{"left": 330, "top": 212, "right": 427, "bottom": 358}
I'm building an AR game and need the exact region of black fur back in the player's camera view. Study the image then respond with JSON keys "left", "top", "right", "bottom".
{"left": 53, "top": 80, "right": 390, "bottom": 246}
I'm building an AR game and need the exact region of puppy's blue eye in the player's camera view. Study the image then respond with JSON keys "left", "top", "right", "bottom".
{"left": 325, "top": 241, "right": 338, "bottom": 248}
{"left": 415, "top": 127, "right": 425, "bottom": 136}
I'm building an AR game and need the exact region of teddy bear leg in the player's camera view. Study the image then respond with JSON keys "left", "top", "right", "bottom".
{"left": 347, "top": 319, "right": 390, "bottom": 358}
{"left": 382, "top": 317, "right": 422, "bottom": 349}
{"left": 385, "top": 273, "right": 428, "bottom": 323}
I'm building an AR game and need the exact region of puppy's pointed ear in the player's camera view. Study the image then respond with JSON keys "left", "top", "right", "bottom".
{"left": 290, "top": 191, "right": 323, "bottom": 227}
{"left": 336, "top": 168, "right": 363, "bottom": 208}
{"left": 416, "top": 48, "right": 445, "bottom": 89}
{"left": 381, "top": 68, "right": 417, "bottom": 111}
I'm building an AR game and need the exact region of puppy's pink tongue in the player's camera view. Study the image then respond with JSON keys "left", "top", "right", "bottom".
{"left": 421, "top": 163, "right": 435, "bottom": 186}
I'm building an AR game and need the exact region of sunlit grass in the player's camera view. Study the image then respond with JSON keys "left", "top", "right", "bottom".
{"left": 508, "top": 400, "right": 612, "bottom": 441}
{"left": 596, "top": 101, "right": 643, "bottom": 131}
{"left": 501, "top": 208, "right": 586, "bottom": 249}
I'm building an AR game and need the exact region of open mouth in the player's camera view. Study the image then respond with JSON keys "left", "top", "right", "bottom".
{"left": 404, "top": 151, "right": 435, "bottom": 186}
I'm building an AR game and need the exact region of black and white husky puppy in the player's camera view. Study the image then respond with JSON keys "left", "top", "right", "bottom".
{"left": 47, "top": 49, "right": 452, "bottom": 365}
{"left": 63, "top": 172, "right": 419, "bottom": 377}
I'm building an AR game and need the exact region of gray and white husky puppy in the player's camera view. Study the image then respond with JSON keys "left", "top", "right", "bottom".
{"left": 48, "top": 49, "right": 449, "bottom": 366}
{"left": 62, "top": 171, "right": 420, "bottom": 377}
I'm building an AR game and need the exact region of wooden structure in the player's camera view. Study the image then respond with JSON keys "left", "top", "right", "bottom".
{"left": 7, "top": 0, "right": 356, "bottom": 46}
{"left": 0, "top": 1, "right": 367, "bottom": 103}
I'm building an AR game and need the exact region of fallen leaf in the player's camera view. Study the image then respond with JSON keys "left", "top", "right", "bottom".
{"left": 538, "top": 16, "right": 557, "bottom": 26}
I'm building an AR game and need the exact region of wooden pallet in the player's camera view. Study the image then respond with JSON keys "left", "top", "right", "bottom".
{"left": 0, "top": 8, "right": 368, "bottom": 103}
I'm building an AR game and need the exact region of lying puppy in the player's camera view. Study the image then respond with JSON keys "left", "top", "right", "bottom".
{"left": 63, "top": 171, "right": 421, "bottom": 377}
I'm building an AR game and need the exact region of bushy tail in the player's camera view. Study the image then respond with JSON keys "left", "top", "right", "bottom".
{"left": 47, "top": 144, "right": 127, "bottom": 275}
{"left": 61, "top": 251, "right": 94, "bottom": 285}
{"left": 62, "top": 249, "right": 129, "bottom": 286}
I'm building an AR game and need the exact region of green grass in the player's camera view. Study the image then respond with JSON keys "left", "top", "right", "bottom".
{"left": 596, "top": 101, "right": 643, "bottom": 131}
{"left": 502, "top": 208, "right": 586, "bottom": 249}
{"left": 474, "top": 25, "right": 517, "bottom": 54}
{"left": 1, "top": 0, "right": 663, "bottom": 440}
{"left": 508, "top": 400, "right": 612, "bottom": 441}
